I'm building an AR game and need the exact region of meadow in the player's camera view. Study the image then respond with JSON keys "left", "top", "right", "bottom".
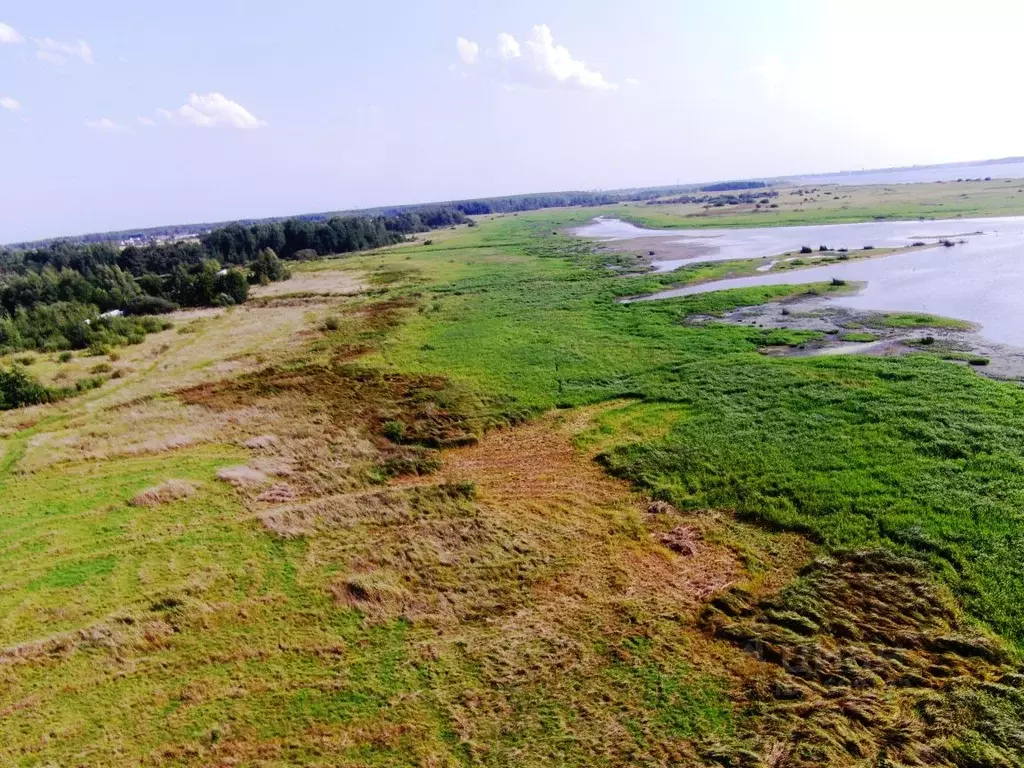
{"left": 608, "top": 176, "right": 1024, "bottom": 229}
{"left": 2, "top": 184, "right": 1024, "bottom": 765}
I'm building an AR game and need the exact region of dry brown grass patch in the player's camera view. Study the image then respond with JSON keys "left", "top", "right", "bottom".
{"left": 244, "top": 434, "right": 279, "bottom": 450}
{"left": 216, "top": 465, "right": 269, "bottom": 487}
{"left": 249, "top": 269, "right": 365, "bottom": 298}
{"left": 130, "top": 479, "right": 199, "bottom": 507}
{"left": 256, "top": 483, "right": 296, "bottom": 504}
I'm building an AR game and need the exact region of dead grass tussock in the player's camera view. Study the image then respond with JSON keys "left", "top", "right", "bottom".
{"left": 333, "top": 569, "right": 412, "bottom": 615}
{"left": 255, "top": 483, "right": 296, "bottom": 504}
{"left": 216, "top": 465, "right": 269, "bottom": 487}
{"left": 243, "top": 434, "right": 279, "bottom": 450}
{"left": 0, "top": 617, "right": 178, "bottom": 666}
{"left": 257, "top": 508, "right": 310, "bottom": 539}
{"left": 130, "top": 479, "right": 199, "bottom": 507}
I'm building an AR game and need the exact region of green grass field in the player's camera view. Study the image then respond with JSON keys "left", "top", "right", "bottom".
{"left": 3, "top": 186, "right": 1024, "bottom": 765}
{"left": 362, "top": 216, "right": 1024, "bottom": 646}
{"left": 604, "top": 176, "right": 1024, "bottom": 229}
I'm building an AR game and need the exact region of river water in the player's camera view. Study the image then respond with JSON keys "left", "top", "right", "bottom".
{"left": 579, "top": 216, "right": 1024, "bottom": 347}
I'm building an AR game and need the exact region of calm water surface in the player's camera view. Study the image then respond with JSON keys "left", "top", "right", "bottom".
{"left": 792, "top": 160, "right": 1024, "bottom": 186}
{"left": 581, "top": 216, "right": 1024, "bottom": 347}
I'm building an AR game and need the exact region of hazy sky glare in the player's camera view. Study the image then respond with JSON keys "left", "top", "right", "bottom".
{"left": 1, "top": 0, "right": 1022, "bottom": 242}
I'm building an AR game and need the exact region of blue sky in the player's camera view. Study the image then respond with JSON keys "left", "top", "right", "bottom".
{"left": 1, "top": 0, "right": 1022, "bottom": 242}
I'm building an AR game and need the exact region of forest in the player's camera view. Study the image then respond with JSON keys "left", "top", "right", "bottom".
{"left": 5, "top": 185, "right": 726, "bottom": 251}
{"left": 699, "top": 180, "right": 769, "bottom": 192}
{"left": 0, "top": 208, "right": 467, "bottom": 355}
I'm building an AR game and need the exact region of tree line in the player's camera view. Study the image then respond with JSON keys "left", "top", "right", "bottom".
{"left": 0, "top": 207, "right": 475, "bottom": 354}
{"left": 699, "top": 180, "right": 769, "bottom": 192}
{"left": 200, "top": 207, "right": 466, "bottom": 262}
{"left": 649, "top": 189, "right": 779, "bottom": 207}
{"left": 6, "top": 189, "right": 693, "bottom": 251}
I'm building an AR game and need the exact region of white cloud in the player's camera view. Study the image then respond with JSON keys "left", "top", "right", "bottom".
{"left": 163, "top": 92, "right": 266, "bottom": 129}
{"left": 137, "top": 115, "right": 156, "bottom": 126}
{"left": 85, "top": 117, "right": 131, "bottom": 133}
{"left": 0, "top": 97, "right": 21, "bottom": 111}
{"left": 455, "top": 25, "right": 616, "bottom": 92}
{"left": 625, "top": 77, "right": 641, "bottom": 88}
{"left": 34, "top": 37, "right": 93, "bottom": 65}
{"left": 456, "top": 36, "right": 478, "bottom": 65}
{"left": 496, "top": 32, "right": 520, "bottom": 60}
{"left": 523, "top": 25, "right": 615, "bottom": 91}
{"left": 0, "top": 22, "right": 23, "bottom": 44}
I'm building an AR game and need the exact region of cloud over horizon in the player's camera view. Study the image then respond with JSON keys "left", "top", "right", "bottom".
{"left": 85, "top": 117, "right": 132, "bottom": 133}
{"left": 161, "top": 92, "right": 267, "bottom": 129}
{"left": 455, "top": 37, "right": 478, "bottom": 65}
{"left": 0, "top": 22, "right": 22, "bottom": 44}
{"left": 455, "top": 25, "right": 616, "bottom": 92}
{"left": 0, "top": 96, "right": 21, "bottom": 111}
{"left": 34, "top": 37, "right": 93, "bottom": 66}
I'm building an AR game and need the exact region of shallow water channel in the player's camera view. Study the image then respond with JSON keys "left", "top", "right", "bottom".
{"left": 578, "top": 216, "right": 1024, "bottom": 347}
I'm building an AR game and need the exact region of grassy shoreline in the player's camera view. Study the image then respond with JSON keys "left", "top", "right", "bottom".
{"left": 2, "top": 192, "right": 1024, "bottom": 765}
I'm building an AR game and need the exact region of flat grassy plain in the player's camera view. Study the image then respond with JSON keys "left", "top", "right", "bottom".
{"left": 3, "top": 183, "right": 1024, "bottom": 765}
{"left": 608, "top": 176, "right": 1024, "bottom": 229}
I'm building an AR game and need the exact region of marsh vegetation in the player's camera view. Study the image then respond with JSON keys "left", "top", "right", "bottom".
{"left": 3, "top": 181, "right": 1024, "bottom": 765}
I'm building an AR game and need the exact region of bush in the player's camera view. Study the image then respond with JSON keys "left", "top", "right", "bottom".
{"left": 0, "top": 366, "right": 51, "bottom": 410}
{"left": 249, "top": 248, "right": 287, "bottom": 285}
{"left": 58, "top": 351, "right": 73, "bottom": 363}
{"left": 217, "top": 269, "right": 250, "bottom": 303}
{"left": 382, "top": 420, "right": 406, "bottom": 442}
{"left": 127, "top": 295, "right": 179, "bottom": 315}
{"left": 800, "top": 246, "right": 813, "bottom": 254}
{"left": 15, "top": 355, "right": 35, "bottom": 366}
{"left": 323, "top": 315, "right": 341, "bottom": 331}
{"left": 74, "top": 376, "right": 104, "bottom": 392}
